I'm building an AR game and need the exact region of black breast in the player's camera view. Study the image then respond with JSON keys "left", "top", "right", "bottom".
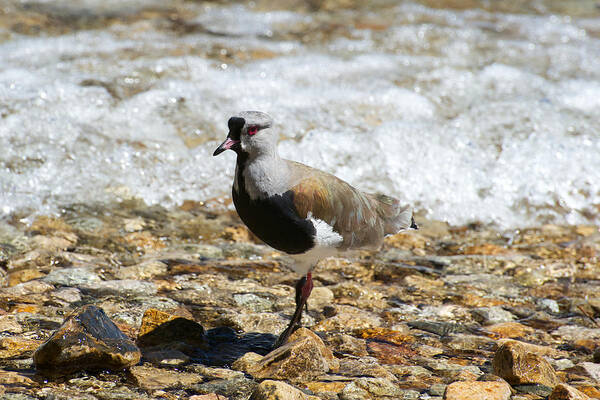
{"left": 232, "top": 156, "right": 315, "bottom": 255}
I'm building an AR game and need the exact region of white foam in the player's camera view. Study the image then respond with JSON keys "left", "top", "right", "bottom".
{"left": 1, "top": 3, "right": 599, "bottom": 228}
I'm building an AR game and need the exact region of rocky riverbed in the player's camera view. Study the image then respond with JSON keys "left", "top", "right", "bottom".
{"left": 1, "top": 200, "right": 599, "bottom": 399}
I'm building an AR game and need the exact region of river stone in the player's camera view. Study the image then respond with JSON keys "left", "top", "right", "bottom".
{"left": 471, "top": 306, "right": 516, "bottom": 325}
{"left": 239, "top": 327, "right": 338, "bottom": 381}
{"left": 444, "top": 380, "right": 512, "bottom": 400}
{"left": 492, "top": 339, "right": 560, "bottom": 387}
{"left": 33, "top": 305, "right": 141, "bottom": 375}
{"left": 566, "top": 362, "right": 600, "bottom": 382}
{"left": 128, "top": 365, "right": 202, "bottom": 390}
{"left": 549, "top": 384, "right": 592, "bottom": 400}
{"left": 339, "top": 377, "right": 404, "bottom": 400}
{"left": 43, "top": 267, "right": 101, "bottom": 286}
{"left": 80, "top": 279, "right": 157, "bottom": 297}
{"left": 250, "top": 380, "right": 320, "bottom": 400}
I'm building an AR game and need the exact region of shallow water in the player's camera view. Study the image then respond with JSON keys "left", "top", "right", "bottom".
{"left": 1, "top": 0, "right": 599, "bottom": 228}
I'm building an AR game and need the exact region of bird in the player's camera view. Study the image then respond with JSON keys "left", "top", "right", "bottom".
{"left": 213, "top": 111, "right": 417, "bottom": 348}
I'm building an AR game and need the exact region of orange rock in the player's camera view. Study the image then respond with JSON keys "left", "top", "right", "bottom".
{"left": 7, "top": 268, "right": 45, "bottom": 286}
{"left": 492, "top": 340, "right": 560, "bottom": 387}
{"left": 305, "top": 381, "right": 347, "bottom": 395}
{"left": 463, "top": 243, "right": 508, "bottom": 255}
{"left": 124, "top": 231, "right": 166, "bottom": 250}
{"left": 0, "top": 336, "right": 42, "bottom": 358}
{"left": 444, "top": 380, "right": 512, "bottom": 400}
{"left": 486, "top": 322, "right": 534, "bottom": 338}
{"left": 384, "top": 232, "right": 428, "bottom": 249}
{"left": 367, "top": 341, "right": 416, "bottom": 365}
{"left": 356, "top": 328, "right": 416, "bottom": 345}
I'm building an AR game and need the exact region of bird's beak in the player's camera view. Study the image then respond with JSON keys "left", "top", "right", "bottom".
{"left": 213, "top": 137, "right": 240, "bottom": 156}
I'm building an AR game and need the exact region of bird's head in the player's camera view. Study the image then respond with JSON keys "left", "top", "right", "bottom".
{"left": 213, "top": 111, "right": 275, "bottom": 157}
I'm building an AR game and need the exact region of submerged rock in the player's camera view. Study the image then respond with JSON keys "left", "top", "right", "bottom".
{"left": 33, "top": 305, "right": 141, "bottom": 375}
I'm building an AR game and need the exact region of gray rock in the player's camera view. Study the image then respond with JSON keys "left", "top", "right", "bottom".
{"left": 193, "top": 376, "right": 258, "bottom": 400}
{"left": 339, "top": 377, "right": 403, "bottom": 400}
{"left": 471, "top": 306, "right": 516, "bottom": 325}
{"left": 50, "top": 287, "right": 82, "bottom": 305}
{"left": 43, "top": 267, "right": 101, "bottom": 287}
{"left": 233, "top": 293, "right": 274, "bottom": 312}
{"left": 81, "top": 280, "right": 157, "bottom": 297}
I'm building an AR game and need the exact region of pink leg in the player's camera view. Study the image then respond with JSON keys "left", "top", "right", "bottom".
{"left": 274, "top": 272, "right": 313, "bottom": 349}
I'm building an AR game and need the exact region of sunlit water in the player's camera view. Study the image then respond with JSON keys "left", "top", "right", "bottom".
{"left": 1, "top": 1, "right": 599, "bottom": 228}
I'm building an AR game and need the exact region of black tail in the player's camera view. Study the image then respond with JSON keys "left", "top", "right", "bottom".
{"left": 410, "top": 216, "right": 418, "bottom": 230}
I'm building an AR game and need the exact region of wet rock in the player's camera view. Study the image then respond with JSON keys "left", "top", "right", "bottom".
{"left": 192, "top": 376, "right": 257, "bottom": 400}
{"left": 514, "top": 383, "right": 553, "bottom": 397}
{"left": 309, "top": 286, "right": 335, "bottom": 310}
{"left": 233, "top": 293, "right": 273, "bottom": 312}
{"left": 43, "top": 267, "right": 101, "bottom": 286}
{"left": 566, "top": 362, "right": 600, "bottom": 382}
{"left": 492, "top": 339, "right": 560, "bottom": 387}
{"left": 339, "top": 377, "right": 404, "bottom": 400}
{"left": 444, "top": 380, "right": 511, "bottom": 400}
{"left": 324, "top": 333, "right": 368, "bottom": 357}
{"left": 33, "top": 305, "right": 141, "bottom": 375}
{"left": 338, "top": 356, "right": 396, "bottom": 379}
{"left": 549, "top": 384, "right": 591, "bottom": 400}
{"left": 218, "top": 310, "right": 292, "bottom": 334}
{"left": 49, "top": 287, "right": 82, "bottom": 305}
{"left": 128, "top": 364, "right": 203, "bottom": 390}
{"left": 314, "top": 305, "right": 382, "bottom": 332}
{"left": 143, "top": 349, "right": 189, "bottom": 366}
{"left": 80, "top": 279, "right": 157, "bottom": 297}
{"left": 0, "top": 315, "right": 23, "bottom": 334}
{"left": 0, "top": 369, "right": 36, "bottom": 387}
{"left": 237, "top": 327, "right": 338, "bottom": 381}
{"left": 471, "top": 306, "right": 515, "bottom": 325}
{"left": 114, "top": 260, "right": 167, "bottom": 280}
{"left": 250, "top": 380, "right": 319, "bottom": 400}
{"left": 486, "top": 322, "right": 534, "bottom": 338}
{"left": 137, "top": 308, "right": 206, "bottom": 350}
{"left": 0, "top": 337, "right": 42, "bottom": 358}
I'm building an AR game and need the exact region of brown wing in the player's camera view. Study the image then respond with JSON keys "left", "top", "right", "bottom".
{"left": 286, "top": 161, "right": 390, "bottom": 250}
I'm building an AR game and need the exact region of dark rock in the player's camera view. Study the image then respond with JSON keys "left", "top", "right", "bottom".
{"left": 408, "top": 321, "right": 468, "bottom": 336}
{"left": 33, "top": 305, "right": 141, "bottom": 375}
{"left": 514, "top": 383, "right": 554, "bottom": 397}
{"left": 137, "top": 308, "right": 207, "bottom": 350}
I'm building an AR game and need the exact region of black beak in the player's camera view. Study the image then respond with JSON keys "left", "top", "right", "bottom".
{"left": 213, "top": 137, "right": 240, "bottom": 156}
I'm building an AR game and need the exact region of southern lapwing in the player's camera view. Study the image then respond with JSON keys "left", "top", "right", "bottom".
{"left": 213, "top": 111, "right": 417, "bottom": 348}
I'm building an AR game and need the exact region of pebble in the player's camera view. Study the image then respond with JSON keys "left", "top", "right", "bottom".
{"left": 339, "top": 377, "right": 404, "bottom": 400}
{"left": 250, "top": 380, "right": 320, "bottom": 400}
{"left": 42, "top": 267, "right": 101, "bottom": 286}
{"left": 471, "top": 306, "right": 516, "bottom": 325}
{"left": 33, "top": 305, "right": 141, "bottom": 375}
{"left": 443, "top": 381, "right": 512, "bottom": 400}
{"left": 80, "top": 279, "right": 157, "bottom": 297}
{"left": 128, "top": 365, "right": 203, "bottom": 390}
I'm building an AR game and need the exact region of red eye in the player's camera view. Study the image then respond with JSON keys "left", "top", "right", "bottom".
{"left": 247, "top": 126, "right": 258, "bottom": 136}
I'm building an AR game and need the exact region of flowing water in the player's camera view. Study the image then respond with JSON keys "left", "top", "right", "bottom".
{"left": 1, "top": 0, "right": 599, "bottom": 228}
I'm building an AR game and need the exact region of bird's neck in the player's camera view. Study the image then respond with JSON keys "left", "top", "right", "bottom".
{"left": 234, "top": 149, "right": 288, "bottom": 199}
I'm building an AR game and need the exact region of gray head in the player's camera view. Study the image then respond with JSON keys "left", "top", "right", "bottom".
{"left": 213, "top": 111, "right": 275, "bottom": 156}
